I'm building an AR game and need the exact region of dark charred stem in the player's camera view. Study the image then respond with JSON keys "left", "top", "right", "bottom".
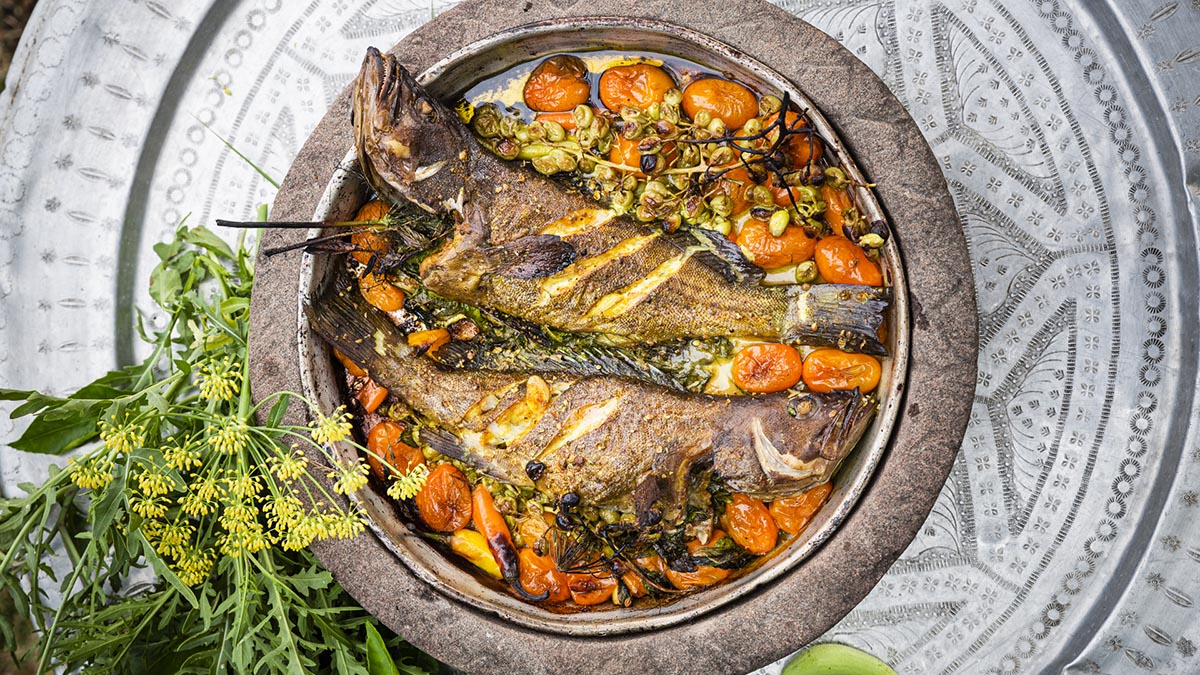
{"left": 261, "top": 231, "right": 357, "bottom": 257}
{"left": 218, "top": 219, "right": 357, "bottom": 229}
{"left": 490, "top": 533, "right": 550, "bottom": 601}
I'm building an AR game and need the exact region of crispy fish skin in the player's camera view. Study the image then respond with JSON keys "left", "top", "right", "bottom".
{"left": 352, "top": 48, "right": 890, "bottom": 354}
{"left": 309, "top": 273, "right": 876, "bottom": 522}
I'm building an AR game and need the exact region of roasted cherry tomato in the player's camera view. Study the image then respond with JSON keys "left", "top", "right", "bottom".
{"left": 821, "top": 182, "right": 854, "bottom": 237}
{"left": 415, "top": 464, "right": 473, "bottom": 532}
{"left": 764, "top": 111, "right": 823, "bottom": 168}
{"left": 365, "top": 420, "right": 423, "bottom": 481}
{"left": 332, "top": 347, "right": 367, "bottom": 378}
{"left": 407, "top": 328, "right": 450, "bottom": 354}
{"left": 358, "top": 273, "right": 405, "bottom": 313}
{"left": 723, "top": 493, "right": 779, "bottom": 555}
{"left": 599, "top": 64, "right": 674, "bottom": 111}
{"left": 769, "top": 483, "right": 833, "bottom": 535}
{"left": 534, "top": 110, "right": 579, "bottom": 131}
{"left": 350, "top": 200, "right": 391, "bottom": 266}
{"left": 620, "top": 554, "right": 668, "bottom": 598}
{"left": 354, "top": 377, "right": 388, "bottom": 414}
{"left": 664, "top": 531, "right": 732, "bottom": 590}
{"left": 732, "top": 343, "right": 804, "bottom": 394}
{"left": 714, "top": 166, "right": 754, "bottom": 216}
{"left": 813, "top": 235, "right": 883, "bottom": 286}
{"left": 566, "top": 571, "right": 618, "bottom": 605}
{"left": 518, "top": 548, "right": 571, "bottom": 603}
{"left": 523, "top": 55, "right": 591, "bottom": 112}
{"left": 609, "top": 134, "right": 677, "bottom": 178}
{"left": 735, "top": 218, "right": 816, "bottom": 270}
{"left": 681, "top": 77, "right": 758, "bottom": 129}
{"left": 801, "top": 348, "right": 882, "bottom": 394}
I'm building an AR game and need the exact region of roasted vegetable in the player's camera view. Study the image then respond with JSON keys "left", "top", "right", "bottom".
{"left": 473, "top": 484, "right": 549, "bottom": 600}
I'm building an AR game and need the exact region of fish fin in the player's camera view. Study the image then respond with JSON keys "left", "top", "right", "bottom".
{"left": 784, "top": 284, "right": 891, "bottom": 356}
{"left": 489, "top": 234, "right": 578, "bottom": 279}
{"left": 428, "top": 338, "right": 692, "bottom": 393}
{"left": 664, "top": 227, "right": 765, "bottom": 284}
{"left": 816, "top": 389, "right": 877, "bottom": 461}
{"left": 419, "top": 426, "right": 469, "bottom": 460}
{"left": 420, "top": 426, "right": 532, "bottom": 486}
{"left": 306, "top": 272, "right": 405, "bottom": 377}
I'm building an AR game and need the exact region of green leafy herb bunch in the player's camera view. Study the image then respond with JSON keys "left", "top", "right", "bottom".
{"left": 0, "top": 219, "right": 432, "bottom": 674}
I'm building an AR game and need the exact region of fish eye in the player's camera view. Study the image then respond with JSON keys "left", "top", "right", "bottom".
{"left": 418, "top": 98, "right": 436, "bottom": 121}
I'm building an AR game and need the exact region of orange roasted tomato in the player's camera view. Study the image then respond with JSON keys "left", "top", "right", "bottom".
{"left": 763, "top": 111, "right": 823, "bottom": 168}
{"left": 813, "top": 235, "right": 883, "bottom": 286}
{"left": 358, "top": 272, "right": 405, "bottom": 313}
{"left": 714, "top": 166, "right": 754, "bottom": 217}
{"left": 523, "top": 55, "right": 591, "bottom": 112}
{"left": 722, "top": 493, "right": 779, "bottom": 555}
{"left": 609, "top": 133, "right": 677, "bottom": 178}
{"left": 566, "top": 570, "right": 618, "bottom": 605}
{"left": 681, "top": 77, "right": 758, "bottom": 129}
{"left": 801, "top": 348, "right": 882, "bottom": 393}
{"left": 734, "top": 218, "right": 816, "bottom": 270}
{"left": 599, "top": 64, "right": 674, "bottom": 111}
{"left": 664, "top": 531, "right": 732, "bottom": 590}
{"left": 414, "top": 464, "right": 473, "bottom": 532}
{"left": 365, "top": 420, "right": 424, "bottom": 481}
{"left": 769, "top": 483, "right": 833, "bottom": 536}
{"left": 350, "top": 200, "right": 391, "bottom": 266}
{"left": 518, "top": 548, "right": 571, "bottom": 603}
{"left": 732, "top": 343, "right": 804, "bottom": 394}
{"left": 821, "top": 182, "right": 854, "bottom": 237}
{"left": 620, "top": 555, "right": 669, "bottom": 598}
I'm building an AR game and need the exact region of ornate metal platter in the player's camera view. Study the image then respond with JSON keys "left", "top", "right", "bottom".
{"left": 2, "top": 0, "right": 1198, "bottom": 673}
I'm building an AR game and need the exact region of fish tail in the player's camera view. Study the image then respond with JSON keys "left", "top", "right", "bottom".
{"left": 306, "top": 274, "right": 407, "bottom": 376}
{"left": 783, "top": 284, "right": 891, "bottom": 355}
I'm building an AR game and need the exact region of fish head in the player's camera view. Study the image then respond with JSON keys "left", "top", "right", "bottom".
{"left": 717, "top": 389, "right": 877, "bottom": 498}
{"left": 353, "top": 47, "right": 469, "bottom": 213}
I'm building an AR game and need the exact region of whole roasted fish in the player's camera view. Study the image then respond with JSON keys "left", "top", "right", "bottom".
{"left": 353, "top": 47, "right": 890, "bottom": 354}
{"left": 309, "top": 271, "right": 876, "bottom": 525}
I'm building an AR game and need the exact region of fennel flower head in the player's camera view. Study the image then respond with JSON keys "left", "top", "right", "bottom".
{"left": 309, "top": 406, "right": 353, "bottom": 445}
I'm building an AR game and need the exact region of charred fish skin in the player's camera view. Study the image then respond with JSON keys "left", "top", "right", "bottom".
{"left": 353, "top": 46, "right": 472, "bottom": 216}
{"left": 354, "top": 49, "right": 890, "bottom": 354}
{"left": 310, "top": 269, "right": 877, "bottom": 523}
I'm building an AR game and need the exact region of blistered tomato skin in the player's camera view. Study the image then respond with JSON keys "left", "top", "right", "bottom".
{"left": 801, "top": 349, "right": 883, "bottom": 393}
{"left": 770, "top": 483, "right": 833, "bottom": 535}
{"left": 723, "top": 493, "right": 779, "bottom": 554}
{"left": 814, "top": 235, "right": 883, "bottom": 286}
{"left": 523, "top": 55, "right": 591, "bottom": 112}
{"left": 566, "top": 571, "right": 618, "bottom": 605}
{"left": 681, "top": 78, "right": 758, "bottom": 129}
{"left": 366, "top": 420, "right": 423, "bottom": 481}
{"left": 599, "top": 64, "right": 675, "bottom": 111}
{"left": 735, "top": 218, "right": 816, "bottom": 270}
{"left": 732, "top": 343, "right": 804, "bottom": 394}
{"left": 518, "top": 548, "right": 571, "bottom": 603}
{"left": 415, "top": 464, "right": 473, "bottom": 532}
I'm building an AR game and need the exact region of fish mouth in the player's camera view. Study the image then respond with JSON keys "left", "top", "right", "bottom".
{"left": 750, "top": 389, "right": 877, "bottom": 486}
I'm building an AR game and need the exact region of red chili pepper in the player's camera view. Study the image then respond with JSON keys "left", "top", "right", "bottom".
{"left": 471, "top": 484, "right": 548, "bottom": 601}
